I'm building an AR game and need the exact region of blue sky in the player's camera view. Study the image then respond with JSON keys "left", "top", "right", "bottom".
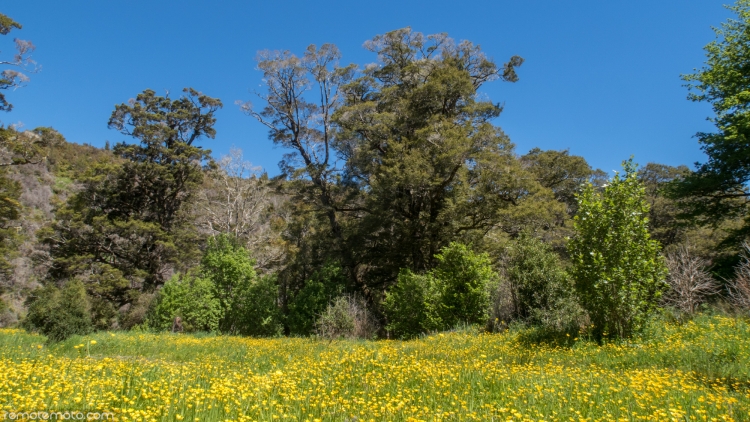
{"left": 0, "top": 1, "right": 732, "bottom": 175}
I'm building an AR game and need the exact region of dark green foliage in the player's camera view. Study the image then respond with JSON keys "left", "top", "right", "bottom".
{"left": 521, "top": 148, "right": 598, "bottom": 215}
{"left": 503, "top": 233, "right": 582, "bottom": 331}
{"left": 233, "top": 274, "right": 283, "bottom": 337}
{"left": 23, "top": 279, "right": 93, "bottom": 342}
{"left": 568, "top": 159, "right": 668, "bottom": 340}
{"left": 106, "top": 88, "right": 221, "bottom": 230}
{"left": 638, "top": 163, "right": 692, "bottom": 247}
{"left": 384, "top": 242, "right": 497, "bottom": 338}
{"left": 286, "top": 263, "right": 346, "bottom": 336}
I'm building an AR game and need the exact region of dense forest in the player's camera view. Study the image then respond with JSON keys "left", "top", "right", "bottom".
{"left": 2, "top": 4, "right": 750, "bottom": 343}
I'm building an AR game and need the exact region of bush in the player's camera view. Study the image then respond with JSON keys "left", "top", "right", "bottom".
{"left": 433, "top": 242, "right": 497, "bottom": 328}
{"left": 89, "top": 296, "right": 118, "bottom": 331}
{"left": 501, "top": 233, "right": 584, "bottom": 332}
{"left": 383, "top": 269, "right": 443, "bottom": 338}
{"left": 0, "top": 297, "right": 15, "bottom": 328}
{"left": 287, "top": 263, "right": 346, "bottom": 336}
{"left": 200, "top": 234, "right": 258, "bottom": 333}
{"left": 23, "top": 279, "right": 93, "bottom": 342}
{"left": 315, "top": 294, "right": 379, "bottom": 340}
{"left": 663, "top": 244, "right": 720, "bottom": 316}
{"left": 232, "top": 274, "right": 283, "bottom": 337}
{"left": 120, "top": 292, "right": 156, "bottom": 330}
{"left": 147, "top": 236, "right": 282, "bottom": 336}
{"left": 384, "top": 242, "right": 498, "bottom": 338}
{"left": 568, "top": 159, "right": 668, "bottom": 340}
{"left": 147, "top": 273, "right": 223, "bottom": 333}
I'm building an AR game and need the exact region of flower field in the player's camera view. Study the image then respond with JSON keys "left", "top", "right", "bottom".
{"left": 1, "top": 316, "right": 749, "bottom": 421}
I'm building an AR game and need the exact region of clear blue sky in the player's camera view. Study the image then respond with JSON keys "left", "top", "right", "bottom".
{"left": 0, "top": 1, "right": 731, "bottom": 175}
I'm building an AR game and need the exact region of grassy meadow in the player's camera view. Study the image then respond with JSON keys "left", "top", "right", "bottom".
{"left": 1, "top": 315, "right": 749, "bottom": 421}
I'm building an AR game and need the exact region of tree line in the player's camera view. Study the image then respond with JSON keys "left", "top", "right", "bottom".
{"left": 3, "top": 4, "right": 750, "bottom": 342}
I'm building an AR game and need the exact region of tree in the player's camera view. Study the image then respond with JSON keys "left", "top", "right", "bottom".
{"left": 286, "top": 262, "right": 346, "bottom": 335}
{"left": 638, "top": 163, "right": 692, "bottom": 247}
{"left": 521, "top": 148, "right": 599, "bottom": 215}
{"left": 670, "top": 0, "right": 750, "bottom": 241}
{"left": 0, "top": 13, "right": 36, "bottom": 112}
{"left": 42, "top": 88, "right": 222, "bottom": 317}
{"left": 240, "top": 45, "right": 355, "bottom": 243}
{"left": 106, "top": 88, "right": 222, "bottom": 230}
{"left": 334, "top": 28, "right": 529, "bottom": 289}
{"left": 568, "top": 159, "right": 668, "bottom": 340}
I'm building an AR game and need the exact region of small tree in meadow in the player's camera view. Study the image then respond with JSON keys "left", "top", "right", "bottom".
{"left": 147, "top": 272, "right": 223, "bottom": 333}
{"left": 23, "top": 279, "right": 93, "bottom": 342}
{"left": 384, "top": 242, "right": 497, "bottom": 338}
{"left": 383, "top": 269, "right": 443, "bottom": 338}
{"left": 502, "top": 232, "right": 583, "bottom": 332}
{"left": 568, "top": 159, "right": 667, "bottom": 340}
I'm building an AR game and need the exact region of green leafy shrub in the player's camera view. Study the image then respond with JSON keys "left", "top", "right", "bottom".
{"left": 287, "top": 263, "right": 345, "bottom": 336}
{"left": 200, "top": 234, "right": 281, "bottom": 336}
{"left": 384, "top": 242, "right": 498, "bottom": 338}
{"left": 383, "top": 269, "right": 443, "bottom": 339}
{"left": 315, "top": 294, "right": 378, "bottom": 340}
{"left": 148, "top": 235, "right": 282, "bottom": 336}
{"left": 147, "top": 273, "right": 222, "bottom": 333}
{"left": 432, "top": 242, "right": 497, "bottom": 328}
{"left": 568, "top": 159, "right": 668, "bottom": 340}
{"left": 23, "top": 279, "right": 93, "bottom": 342}
{"left": 232, "top": 274, "right": 283, "bottom": 337}
{"left": 502, "top": 233, "right": 584, "bottom": 332}
{"left": 200, "top": 234, "right": 258, "bottom": 332}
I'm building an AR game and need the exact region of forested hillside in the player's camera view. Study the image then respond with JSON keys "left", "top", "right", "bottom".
{"left": 2, "top": 8, "right": 750, "bottom": 343}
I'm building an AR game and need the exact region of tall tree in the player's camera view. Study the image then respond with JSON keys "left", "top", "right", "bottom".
{"left": 335, "top": 28, "right": 528, "bottom": 287}
{"left": 42, "top": 88, "right": 221, "bottom": 326}
{"left": 240, "top": 45, "right": 355, "bottom": 242}
{"left": 239, "top": 44, "right": 360, "bottom": 306}
{"left": 195, "top": 148, "right": 287, "bottom": 272}
{"left": 106, "top": 88, "right": 222, "bottom": 229}
{"left": 670, "top": 0, "right": 750, "bottom": 241}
